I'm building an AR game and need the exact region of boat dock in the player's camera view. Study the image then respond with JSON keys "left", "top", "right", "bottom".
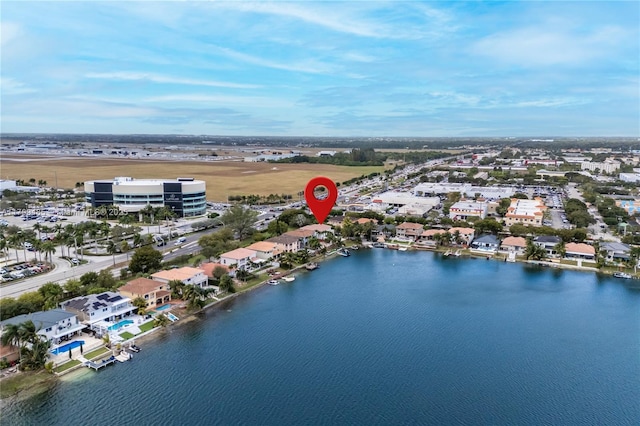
{"left": 82, "top": 350, "right": 132, "bottom": 371}
{"left": 84, "top": 355, "right": 117, "bottom": 371}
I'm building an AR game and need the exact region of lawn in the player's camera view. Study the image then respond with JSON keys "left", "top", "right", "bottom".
{"left": 120, "top": 332, "right": 135, "bottom": 340}
{"left": 53, "top": 359, "right": 81, "bottom": 374}
{"left": 138, "top": 321, "right": 156, "bottom": 333}
{"left": 0, "top": 156, "right": 385, "bottom": 202}
{"left": 83, "top": 347, "right": 110, "bottom": 360}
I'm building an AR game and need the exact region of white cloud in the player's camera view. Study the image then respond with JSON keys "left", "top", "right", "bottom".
{"left": 471, "top": 26, "right": 629, "bottom": 67}
{"left": 85, "top": 72, "right": 260, "bottom": 89}
{"left": 0, "top": 22, "right": 22, "bottom": 46}
{"left": 0, "top": 77, "right": 37, "bottom": 95}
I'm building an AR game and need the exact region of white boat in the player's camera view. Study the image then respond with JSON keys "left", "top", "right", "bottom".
{"left": 337, "top": 248, "right": 351, "bottom": 257}
{"left": 613, "top": 272, "right": 633, "bottom": 279}
{"left": 268, "top": 280, "right": 280, "bottom": 286}
{"left": 282, "top": 276, "right": 295, "bottom": 282}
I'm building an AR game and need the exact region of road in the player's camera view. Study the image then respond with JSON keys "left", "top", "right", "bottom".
{"left": 0, "top": 229, "right": 212, "bottom": 300}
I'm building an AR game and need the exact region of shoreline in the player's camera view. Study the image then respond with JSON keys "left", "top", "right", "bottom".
{"left": 1, "top": 245, "right": 635, "bottom": 403}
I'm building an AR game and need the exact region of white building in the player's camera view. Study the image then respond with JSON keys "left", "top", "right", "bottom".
{"left": 619, "top": 173, "right": 640, "bottom": 183}
{"left": 449, "top": 201, "right": 488, "bottom": 221}
{"left": 581, "top": 161, "right": 620, "bottom": 174}
{"left": 370, "top": 191, "right": 439, "bottom": 215}
{"left": 413, "top": 183, "right": 516, "bottom": 201}
{"left": 0, "top": 309, "right": 84, "bottom": 345}
{"left": 504, "top": 198, "right": 546, "bottom": 226}
{"left": 84, "top": 176, "right": 206, "bottom": 217}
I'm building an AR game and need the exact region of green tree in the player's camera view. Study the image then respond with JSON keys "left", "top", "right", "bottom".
{"left": 132, "top": 297, "right": 148, "bottom": 315}
{"left": 524, "top": 240, "right": 547, "bottom": 261}
{"left": 220, "top": 205, "right": 258, "bottom": 240}
{"left": 38, "top": 283, "right": 64, "bottom": 310}
{"left": 154, "top": 314, "right": 170, "bottom": 328}
{"left": 129, "top": 246, "right": 163, "bottom": 274}
{"left": 218, "top": 274, "right": 235, "bottom": 293}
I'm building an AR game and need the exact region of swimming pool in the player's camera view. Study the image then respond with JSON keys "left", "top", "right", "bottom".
{"left": 155, "top": 304, "right": 171, "bottom": 311}
{"left": 51, "top": 340, "right": 85, "bottom": 355}
{"left": 107, "top": 319, "right": 134, "bottom": 331}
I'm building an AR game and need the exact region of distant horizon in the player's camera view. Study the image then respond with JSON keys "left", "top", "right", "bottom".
{"left": 2, "top": 1, "right": 639, "bottom": 137}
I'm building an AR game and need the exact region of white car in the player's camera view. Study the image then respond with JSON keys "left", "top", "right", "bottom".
{"left": 174, "top": 237, "right": 187, "bottom": 245}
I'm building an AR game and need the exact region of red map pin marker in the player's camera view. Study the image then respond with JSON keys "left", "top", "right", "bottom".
{"left": 304, "top": 176, "right": 338, "bottom": 224}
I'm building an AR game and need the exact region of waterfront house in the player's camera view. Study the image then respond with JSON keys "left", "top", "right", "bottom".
{"left": 396, "top": 222, "right": 424, "bottom": 241}
{"left": 60, "top": 292, "right": 135, "bottom": 332}
{"left": 300, "top": 224, "right": 334, "bottom": 240}
{"left": 470, "top": 234, "right": 500, "bottom": 253}
{"left": 219, "top": 247, "right": 258, "bottom": 270}
{"left": 534, "top": 235, "right": 563, "bottom": 256}
{"left": 565, "top": 243, "right": 596, "bottom": 261}
{"left": 118, "top": 277, "right": 171, "bottom": 310}
{"left": 200, "top": 262, "right": 229, "bottom": 280}
{"left": 600, "top": 242, "right": 631, "bottom": 263}
{"left": 448, "top": 227, "right": 475, "bottom": 246}
{"left": 0, "top": 309, "right": 84, "bottom": 345}
{"left": 500, "top": 236, "right": 527, "bottom": 255}
{"left": 151, "top": 267, "right": 208, "bottom": 288}
{"left": 372, "top": 224, "right": 396, "bottom": 240}
{"left": 266, "top": 234, "right": 302, "bottom": 253}
{"left": 283, "top": 229, "right": 315, "bottom": 248}
{"left": 246, "top": 241, "right": 279, "bottom": 261}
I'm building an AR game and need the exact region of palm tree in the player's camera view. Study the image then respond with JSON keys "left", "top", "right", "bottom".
{"left": 154, "top": 314, "right": 170, "bottom": 328}
{"left": 8, "top": 233, "right": 23, "bottom": 262}
{"left": 1, "top": 323, "right": 23, "bottom": 365}
{"left": 183, "top": 285, "right": 213, "bottom": 311}
{"left": 41, "top": 241, "right": 56, "bottom": 263}
{"left": 132, "top": 297, "right": 148, "bottom": 315}
{"left": 106, "top": 240, "right": 117, "bottom": 266}
{"left": 132, "top": 233, "right": 142, "bottom": 248}
{"left": 168, "top": 279, "right": 186, "bottom": 299}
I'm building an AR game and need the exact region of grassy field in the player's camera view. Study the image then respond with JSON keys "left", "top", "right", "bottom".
{"left": 0, "top": 156, "right": 385, "bottom": 202}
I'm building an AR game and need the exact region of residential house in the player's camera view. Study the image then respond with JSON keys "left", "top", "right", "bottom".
{"left": 448, "top": 227, "right": 475, "bottom": 246}
{"left": 372, "top": 224, "right": 395, "bottom": 240}
{"left": 118, "top": 277, "right": 171, "bottom": 309}
{"left": 246, "top": 241, "right": 279, "bottom": 261}
{"left": 60, "top": 292, "right": 135, "bottom": 332}
{"left": 500, "top": 236, "right": 527, "bottom": 255}
{"left": 300, "top": 224, "right": 334, "bottom": 241}
{"left": 470, "top": 234, "right": 500, "bottom": 253}
{"left": 199, "top": 262, "right": 229, "bottom": 281}
{"left": 534, "top": 235, "right": 562, "bottom": 256}
{"left": 218, "top": 247, "right": 258, "bottom": 270}
{"left": 266, "top": 234, "right": 301, "bottom": 253}
{"left": 283, "top": 229, "right": 315, "bottom": 248}
{"left": 0, "top": 309, "right": 84, "bottom": 345}
{"left": 151, "top": 267, "right": 208, "bottom": 288}
{"left": 565, "top": 243, "right": 596, "bottom": 261}
{"left": 396, "top": 222, "right": 424, "bottom": 241}
{"left": 600, "top": 242, "right": 631, "bottom": 263}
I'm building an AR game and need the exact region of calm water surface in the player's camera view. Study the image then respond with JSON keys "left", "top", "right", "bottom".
{"left": 4, "top": 250, "right": 640, "bottom": 425}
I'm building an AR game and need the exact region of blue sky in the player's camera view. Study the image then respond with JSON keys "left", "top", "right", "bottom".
{"left": 1, "top": 1, "right": 638, "bottom": 137}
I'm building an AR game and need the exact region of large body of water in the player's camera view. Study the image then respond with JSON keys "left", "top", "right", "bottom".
{"left": 4, "top": 250, "right": 640, "bottom": 425}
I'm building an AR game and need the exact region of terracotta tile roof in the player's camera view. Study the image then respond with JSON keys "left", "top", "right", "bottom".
{"left": 246, "top": 241, "right": 278, "bottom": 252}
{"left": 219, "top": 247, "right": 257, "bottom": 260}
{"left": 397, "top": 222, "right": 424, "bottom": 229}
{"left": 565, "top": 243, "right": 595, "bottom": 255}
{"left": 449, "top": 227, "right": 475, "bottom": 234}
{"left": 300, "top": 224, "right": 332, "bottom": 232}
{"left": 355, "top": 218, "right": 376, "bottom": 224}
{"left": 200, "top": 262, "right": 229, "bottom": 278}
{"left": 501, "top": 236, "right": 527, "bottom": 247}
{"left": 119, "top": 278, "right": 165, "bottom": 295}
{"left": 151, "top": 267, "right": 205, "bottom": 281}
{"left": 284, "top": 229, "right": 315, "bottom": 238}
{"left": 422, "top": 229, "right": 444, "bottom": 236}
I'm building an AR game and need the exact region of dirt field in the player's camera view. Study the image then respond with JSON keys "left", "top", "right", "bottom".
{"left": 0, "top": 156, "right": 385, "bottom": 201}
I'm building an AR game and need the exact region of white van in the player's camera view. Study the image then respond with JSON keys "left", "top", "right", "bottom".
{"left": 175, "top": 237, "right": 187, "bottom": 245}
